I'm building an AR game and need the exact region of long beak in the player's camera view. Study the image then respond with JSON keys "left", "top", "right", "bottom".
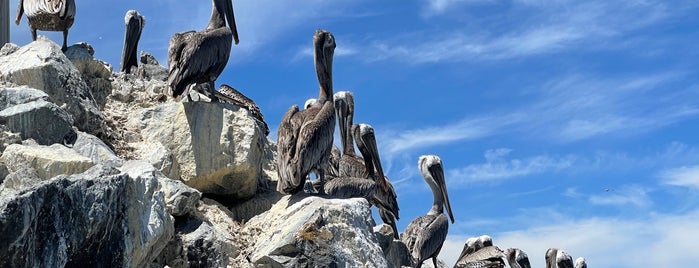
{"left": 362, "top": 125, "right": 388, "bottom": 191}
{"left": 224, "top": 0, "right": 239, "bottom": 44}
{"left": 430, "top": 162, "right": 454, "bottom": 223}
{"left": 334, "top": 97, "right": 347, "bottom": 152}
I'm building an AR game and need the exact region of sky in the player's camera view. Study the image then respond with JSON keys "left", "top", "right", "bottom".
{"left": 6, "top": 0, "right": 699, "bottom": 267}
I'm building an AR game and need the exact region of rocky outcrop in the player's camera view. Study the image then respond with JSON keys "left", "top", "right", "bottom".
{"left": 127, "top": 101, "right": 267, "bottom": 198}
{"left": 1, "top": 143, "right": 94, "bottom": 189}
{"left": 0, "top": 86, "right": 76, "bottom": 145}
{"left": 0, "top": 38, "right": 104, "bottom": 133}
{"left": 0, "top": 164, "right": 174, "bottom": 268}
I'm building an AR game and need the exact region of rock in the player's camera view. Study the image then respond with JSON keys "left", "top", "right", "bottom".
{"left": 374, "top": 224, "right": 414, "bottom": 268}
{"left": 119, "top": 160, "right": 202, "bottom": 217}
{"left": 137, "top": 52, "right": 168, "bottom": 81}
{"left": 1, "top": 143, "right": 94, "bottom": 190}
{"left": 0, "top": 165, "right": 174, "bottom": 267}
{"left": 228, "top": 190, "right": 283, "bottom": 223}
{"left": 128, "top": 101, "right": 267, "bottom": 199}
{"left": 0, "top": 43, "right": 19, "bottom": 57}
{"left": 0, "top": 86, "right": 76, "bottom": 145}
{"left": 155, "top": 198, "right": 241, "bottom": 268}
{"left": 0, "top": 38, "right": 104, "bottom": 133}
{"left": 65, "top": 42, "right": 113, "bottom": 109}
{"left": 0, "top": 125, "right": 21, "bottom": 152}
{"left": 238, "top": 195, "right": 388, "bottom": 267}
{"left": 72, "top": 131, "right": 122, "bottom": 166}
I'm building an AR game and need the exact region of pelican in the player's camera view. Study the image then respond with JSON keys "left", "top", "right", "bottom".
{"left": 402, "top": 155, "right": 454, "bottom": 268}
{"left": 15, "top": 0, "right": 76, "bottom": 51}
{"left": 545, "top": 248, "right": 574, "bottom": 268}
{"left": 453, "top": 235, "right": 505, "bottom": 268}
{"left": 276, "top": 29, "right": 336, "bottom": 195}
{"left": 505, "top": 248, "right": 531, "bottom": 268}
{"left": 120, "top": 10, "right": 145, "bottom": 74}
{"left": 574, "top": 257, "right": 586, "bottom": 268}
{"left": 215, "top": 84, "right": 269, "bottom": 135}
{"left": 304, "top": 98, "right": 317, "bottom": 109}
{"left": 167, "top": 0, "right": 239, "bottom": 102}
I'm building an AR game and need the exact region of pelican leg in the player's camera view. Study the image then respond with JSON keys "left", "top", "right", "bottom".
{"left": 31, "top": 27, "right": 37, "bottom": 41}
{"left": 432, "top": 257, "right": 438, "bottom": 268}
{"left": 208, "top": 81, "right": 218, "bottom": 102}
{"left": 62, "top": 30, "right": 69, "bottom": 51}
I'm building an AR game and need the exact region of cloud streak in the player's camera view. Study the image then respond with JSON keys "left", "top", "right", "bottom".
{"left": 660, "top": 165, "right": 699, "bottom": 190}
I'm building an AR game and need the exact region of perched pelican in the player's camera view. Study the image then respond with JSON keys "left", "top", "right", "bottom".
{"left": 304, "top": 98, "right": 317, "bottom": 109}
{"left": 574, "top": 257, "right": 586, "bottom": 268}
{"left": 276, "top": 29, "right": 336, "bottom": 195}
{"left": 15, "top": 0, "right": 76, "bottom": 51}
{"left": 402, "top": 155, "right": 455, "bottom": 268}
{"left": 505, "top": 248, "right": 531, "bottom": 268}
{"left": 120, "top": 10, "right": 145, "bottom": 74}
{"left": 167, "top": 0, "right": 239, "bottom": 102}
{"left": 546, "top": 248, "right": 574, "bottom": 268}
{"left": 453, "top": 235, "right": 505, "bottom": 268}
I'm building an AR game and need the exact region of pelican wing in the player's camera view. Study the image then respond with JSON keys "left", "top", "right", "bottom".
{"left": 216, "top": 84, "right": 269, "bottom": 135}
{"left": 23, "top": 0, "right": 74, "bottom": 18}
{"left": 454, "top": 246, "right": 506, "bottom": 268}
{"left": 339, "top": 154, "right": 367, "bottom": 178}
{"left": 295, "top": 101, "right": 335, "bottom": 182}
{"left": 276, "top": 105, "right": 303, "bottom": 194}
{"left": 402, "top": 214, "right": 449, "bottom": 264}
{"left": 323, "top": 176, "right": 375, "bottom": 199}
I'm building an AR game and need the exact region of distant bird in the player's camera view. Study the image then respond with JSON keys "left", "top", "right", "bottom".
{"left": 120, "top": 10, "right": 145, "bottom": 74}
{"left": 15, "top": 0, "right": 76, "bottom": 51}
{"left": 546, "top": 248, "right": 574, "bottom": 268}
{"left": 454, "top": 235, "right": 505, "bottom": 268}
{"left": 276, "top": 29, "right": 336, "bottom": 195}
{"left": 505, "top": 248, "right": 531, "bottom": 268}
{"left": 210, "top": 84, "right": 270, "bottom": 135}
{"left": 402, "top": 155, "right": 455, "bottom": 268}
{"left": 167, "top": 0, "right": 239, "bottom": 102}
{"left": 574, "top": 257, "right": 586, "bottom": 268}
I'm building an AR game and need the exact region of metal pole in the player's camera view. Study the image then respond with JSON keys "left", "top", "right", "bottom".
{"left": 0, "top": 0, "right": 9, "bottom": 46}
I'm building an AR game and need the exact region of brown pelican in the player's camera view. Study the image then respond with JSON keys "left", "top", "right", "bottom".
{"left": 453, "top": 235, "right": 505, "bottom": 268}
{"left": 120, "top": 10, "right": 145, "bottom": 74}
{"left": 167, "top": 0, "right": 239, "bottom": 102}
{"left": 402, "top": 155, "right": 455, "bottom": 268}
{"left": 276, "top": 29, "right": 336, "bottom": 195}
{"left": 574, "top": 257, "right": 586, "bottom": 268}
{"left": 304, "top": 98, "right": 317, "bottom": 109}
{"left": 545, "top": 248, "right": 574, "bottom": 268}
{"left": 505, "top": 248, "right": 531, "bottom": 268}
{"left": 215, "top": 84, "right": 269, "bottom": 135}
{"left": 15, "top": 0, "right": 76, "bottom": 51}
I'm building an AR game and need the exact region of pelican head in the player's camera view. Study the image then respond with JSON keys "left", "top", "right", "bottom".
{"left": 478, "top": 235, "right": 493, "bottom": 247}
{"left": 574, "top": 257, "right": 587, "bottom": 268}
{"left": 352, "top": 123, "right": 389, "bottom": 191}
{"left": 333, "top": 91, "right": 354, "bottom": 153}
{"left": 314, "top": 29, "right": 336, "bottom": 102}
{"left": 211, "top": 0, "right": 239, "bottom": 44}
{"left": 556, "top": 250, "right": 573, "bottom": 268}
{"left": 418, "top": 155, "right": 454, "bottom": 223}
{"left": 304, "top": 98, "right": 317, "bottom": 109}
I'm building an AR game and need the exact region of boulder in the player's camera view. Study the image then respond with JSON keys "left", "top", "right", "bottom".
{"left": 72, "top": 131, "right": 122, "bottom": 166}
{"left": 137, "top": 52, "right": 168, "bottom": 81}
{"left": 0, "top": 165, "right": 174, "bottom": 267}
{"left": 0, "top": 38, "right": 104, "bottom": 133}
{"left": 0, "top": 125, "right": 21, "bottom": 152}
{"left": 0, "top": 86, "right": 76, "bottom": 146}
{"left": 127, "top": 101, "right": 267, "bottom": 199}
{"left": 155, "top": 198, "right": 242, "bottom": 268}
{"left": 1, "top": 143, "right": 94, "bottom": 190}
{"left": 65, "top": 42, "right": 113, "bottom": 109}
{"left": 239, "top": 195, "right": 388, "bottom": 267}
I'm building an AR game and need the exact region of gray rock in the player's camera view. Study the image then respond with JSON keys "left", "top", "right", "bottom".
{"left": 238, "top": 195, "right": 388, "bottom": 267}
{"left": 0, "top": 88, "right": 76, "bottom": 145}
{"left": 0, "top": 37, "right": 104, "bottom": 133}
{"left": 137, "top": 52, "right": 168, "bottom": 81}
{"left": 128, "top": 101, "right": 267, "bottom": 199}
{"left": 73, "top": 131, "right": 122, "bottom": 166}
{"left": 374, "top": 224, "right": 413, "bottom": 268}
{"left": 1, "top": 143, "right": 94, "bottom": 189}
{"left": 0, "top": 43, "right": 19, "bottom": 57}
{"left": 0, "top": 166, "right": 174, "bottom": 267}
{"left": 154, "top": 198, "right": 241, "bottom": 268}
{"left": 0, "top": 124, "right": 21, "bottom": 152}
{"left": 65, "top": 42, "right": 113, "bottom": 109}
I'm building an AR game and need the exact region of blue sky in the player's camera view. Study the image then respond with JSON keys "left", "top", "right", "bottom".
{"left": 7, "top": 0, "right": 699, "bottom": 266}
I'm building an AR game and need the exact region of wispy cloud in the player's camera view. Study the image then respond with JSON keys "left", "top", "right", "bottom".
{"left": 446, "top": 148, "right": 575, "bottom": 185}
{"left": 660, "top": 165, "right": 699, "bottom": 190}
{"left": 588, "top": 185, "right": 652, "bottom": 207}
{"left": 440, "top": 209, "right": 699, "bottom": 267}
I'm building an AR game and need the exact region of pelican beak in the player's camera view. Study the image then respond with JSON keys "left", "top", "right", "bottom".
{"left": 430, "top": 161, "right": 454, "bottom": 223}
{"left": 362, "top": 125, "right": 389, "bottom": 191}
{"left": 224, "top": 0, "right": 239, "bottom": 44}
{"left": 334, "top": 96, "right": 347, "bottom": 151}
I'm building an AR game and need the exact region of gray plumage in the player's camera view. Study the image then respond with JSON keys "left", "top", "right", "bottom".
{"left": 276, "top": 29, "right": 336, "bottom": 195}
{"left": 574, "top": 257, "right": 586, "bottom": 268}
{"left": 454, "top": 235, "right": 505, "bottom": 268}
{"left": 120, "top": 10, "right": 145, "bottom": 74}
{"left": 167, "top": 0, "right": 239, "bottom": 102}
{"left": 505, "top": 248, "right": 531, "bottom": 268}
{"left": 401, "top": 155, "right": 455, "bottom": 268}
{"left": 334, "top": 91, "right": 365, "bottom": 178}
{"left": 15, "top": 0, "right": 76, "bottom": 50}
{"left": 214, "top": 84, "right": 269, "bottom": 135}
{"left": 545, "top": 248, "right": 558, "bottom": 268}
{"left": 556, "top": 250, "right": 574, "bottom": 268}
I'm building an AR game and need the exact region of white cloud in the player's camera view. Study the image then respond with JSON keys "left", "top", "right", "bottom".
{"left": 440, "top": 209, "right": 699, "bottom": 267}
{"left": 446, "top": 149, "right": 574, "bottom": 185}
{"left": 588, "top": 185, "right": 652, "bottom": 207}
{"left": 660, "top": 165, "right": 699, "bottom": 189}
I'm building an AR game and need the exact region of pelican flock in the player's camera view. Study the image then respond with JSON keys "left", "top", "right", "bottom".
{"left": 15, "top": 0, "right": 76, "bottom": 50}
{"left": 167, "top": 0, "right": 239, "bottom": 102}
{"left": 120, "top": 10, "right": 145, "bottom": 74}
{"left": 5, "top": 0, "right": 595, "bottom": 265}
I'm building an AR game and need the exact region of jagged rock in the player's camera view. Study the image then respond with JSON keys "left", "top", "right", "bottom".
{"left": 0, "top": 164, "right": 174, "bottom": 267}
{"left": 155, "top": 198, "right": 241, "bottom": 268}
{"left": 0, "top": 39, "right": 104, "bottom": 133}
{"left": 239, "top": 195, "right": 388, "bottom": 267}
{"left": 120, "top": 160, "right": 202, "bottom": 217}
{"left": 137, "top": 52, "right": 168, "bottom": 81}
{"left": 374, "top": 224, "right": 414, "bottom": 268}
{"left": 0, "top": 125, "right": 21, "bottom": 152}
{"left": 72, "top": 131, "right": 122, "bottom": 166}
{"left": 0, "top": 43, "right": 19, "bottom": 57}
{"left": 127, "top": 101, "right": 267, "bottom": 199}
{"left": 65, "top": 42, "right": 113, "bottom": 109}
{"left": 1, "top": 143, "right": 94, "bottom": 190}
{"left": 228, "top": 190, "right": 283, "bottom": 223}
{"left": 0, "top": 86, "right": 76, "bottom": 145}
